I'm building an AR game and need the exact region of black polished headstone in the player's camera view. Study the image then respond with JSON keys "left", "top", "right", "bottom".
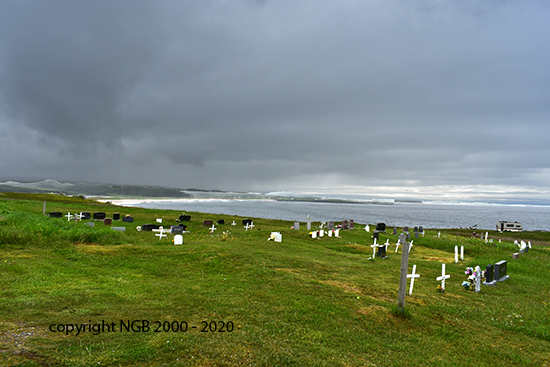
{"left": 142, "top": 223, "right": 160, "bottom": 231}
{"left": 414, "top": 227, "right": 418, "bottom": 233}
{"left": 243, "top": 219, "right": 253, "bottom": 225}
{"left": 93, "top": 212, "right": 106, "bottom": 220}
{"left": 377, "top": 245, "right": 387, "bottom": 258}
{"left": 485, "top": 264, "right": 494, "bottom": 282}
{"left": 122, "top": 216, "right": 134, "bottom": 222}
{"left": 179, "top": 214, "right": 191, "bottom": 222}
{"left": 494, "top": 260, "right": 509, "bottom": 281}
{"left": 419, "top": 226, "right": 423, "bottom": 233}
{"left": 375, "top": 223, "right": 386, "bottom": 232}
{"left": 113, "top": 213, "right": 120, "bottom": 220}
{"left": 373, "top": 232, "right": 379, "bottom": 240}
{"left": 48, "top": 212, "right": 63, "bottom": 218}
{"left": 81, "top": 212, "right": 91, "bottom": 220}
{"left": 217, "top": 219, "right": 225, "bottom": 225}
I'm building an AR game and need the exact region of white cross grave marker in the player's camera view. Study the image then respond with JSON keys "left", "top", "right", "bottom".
{"left": 249, "top": 222, "right": 255, "bottom": 230}
{"left": 455, "top": 246, "right": 459, "bottom": 263}
{"left": 209, "top": 224, "right": 217, "bottom": 233}
{"left": 461, "top": 246, "right": 464, "bottom": 261}
{"left": 155, "top": 227, "right": 167, "bottom": 240}
{"left": 231, "top": 221, "right": 237, "bottom": 226}
{"left": 385, "top": 239, "right": 390, "bottom": 251}
{"left": 408, "top": 240, "right": 414, "bottom": 253}
{"left": 244, "top": 223, "right": 250, "bottom": 231}
{"left": 395, "top": 238, "right": 401, "bottom": 253}
{"left": 65, "top": 212, "right": 74, "bottom": 221}
{"left": 436, "top": 263, "right": 450, "bottom": 292}
{"left": 371, "top": 242, "right": 378, "bottom": 260}
{"left": 474, "top": 265, "right": 482, "bottom": 293}
{"left": 407, "top": 265, "right": 420, "bottom": 295}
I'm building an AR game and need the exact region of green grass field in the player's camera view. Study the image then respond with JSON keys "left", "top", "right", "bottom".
{"left": 1, "top": 193, "right": 549, "bottom": 366}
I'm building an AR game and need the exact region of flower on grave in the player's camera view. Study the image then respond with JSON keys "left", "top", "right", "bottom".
{"left": 437, "top": 284, "right": 444, "bottom": 293}
{"left": 462, "top": 281, "right": 471, "bottom": 290}
{"left": 465, "top": 267, "right": 474, "bottom": 275}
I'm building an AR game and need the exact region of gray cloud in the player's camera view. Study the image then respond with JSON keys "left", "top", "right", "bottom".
{"left": 1, "top": 0, "right": 549, "bottom": 201}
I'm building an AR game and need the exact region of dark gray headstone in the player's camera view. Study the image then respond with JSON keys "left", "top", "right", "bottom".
{"left": 403, "top": 226, "right": 409, "bottom": 232}
{"left": 494, "top": 260, "right": 509, "bottom": 282}
{"left": 406, "top": 232, "right": 411, "bottom": 240}
{"left": 171, "top": 225, "right": 184, "bottom": 234}
{"left": 243, "top": 219, "right": 253, "bottom": 225}
{"left": 415, "top": 232, "right": 419, "bottom": 238}
{"left": 142, "top": 223, "right": 160, "bottom": 231}
{"left": 375, "top": 223, "right": 386, "bottom": 232}
{"left": 393, "top": 227, "right": 397, "bottom": 235}
{"left": 122, "top": 216, "right": 133, "bottom": 222}
{"left": 217, "top": 219, "right": 225, "bottom": 225}
{"left": 179, "top": 214, "right": 191, "bottom": 222}
{"left": 48, "top": 212, "right": 63, "bottom": 218}
{"left": 419, "top": 226, "right": 423, "bottom": 233}
{"left": 93, "top": 212, "right": 106, "bottom": 220}
{"left": 414, "top": 227, "right": 419, "bottom": 233}
{"left": 327, "top": 221, "right": 335, "bottom": 230}
{"left": 81, "top": 212, "right": 91, "bottom": 220}
{"left": 342, "top": 220, "right": 348, "bottom": 230}
{"left": 113, "top": 213, "right": 120, "bottom": 221}
{"left": 376, "top": 245, "right": 387, "bottom": 258}
{"left": 373, "top": 232, "right": 379, "bottom": 240}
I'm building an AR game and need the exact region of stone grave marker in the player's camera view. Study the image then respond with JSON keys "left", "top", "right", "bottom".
{"left": 171, "top": 225, "right": 185, "bottom": 234}
{"left": 403, "top": 226, "right": 409, "bottom": 233}
{"left": 179, "top": 214, "right": 191, "bottom": 222}
{"left": 436, "top": 263, "right": 450, "bottom": 292}
{"left": 81, "top": 212, "right": 91, "bottom": 220}
{"left": 104, "top": 218, "right": 112, "bottom": 226}
{"left": 483, "top": 264, "right": 497, "bottom": 286}
{"left": 377, "top": 245, "right": 387, "bottom": 259}
{"left": 113, "top": 213, "right": 120, "bottom": 221}
{"left": 203, "top": 220, "right": 213, "bottom": 227}
{"left": 112, "top": 227, "right": 125, "bottom": 232}
{"left": 307, "top": 215, "right": 311, "bottom": 231}
{"left": 375, "top": 223, "right": 386, "bottom": 233}
{"left": 328, "top": 230, "right": 333, "bottom": 237}
{"left": 342, "top": 220, "right": 349, "bottom": 230}
{"left": 94, "top": 212, "right": 106, "bottom": 220}
{"left": 294, "top": 222, "right": 300, "bottom": 230}
{"left": 156, "top": 218, "right": 163, "bottom": 223}
{"left": 174, "top": 234, "right": 183, "bottom": 245}
{"left": 365, "top": 224, "right": 370, "bottom": 232}
{"left": 142, "top": 224, "right": 160, "bottom": 231}
{"left": 461, "top": 246, "right": 464, "bottom": 261}
{"left": 334, "top": 229, "right": 340, "bottom": 237}
{"left": 373, "top": 232, "right": 379, "bottom": 241}
{"left": 122, "top": 216, "right": 133, "bottom": 223}
{"left": 349, "top": 220, "right": 354, "bottom": 229}
{"left": 311, "top": 231, "right": 317, "bottom": 239}
{"left": 319, "top": 229, "right": 324, "bottom": 237}
{"left": 243, "top": 219, "right": 253, "bottom": 226}
{"left": 494, "top": 260, "right": 509, "bottom": 282}
{"left": 513, "top": 253, "right": 520, "bottom": 259}
{"left": 327, "top": 221, "right": 335, "bottom": 230}
{"left": 454, "top": 246, "right": 459, "bottom": 263}
{"left": 393, "top": 227, "right": 397, "bottom": 235}
{"left": 217, "top": 219, "right": 225, "bottom": 225}
{"left": 85, "top": 222, "right": 95, "bottom": 228}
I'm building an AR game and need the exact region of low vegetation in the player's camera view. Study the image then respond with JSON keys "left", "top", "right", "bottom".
{"left": 1, "top": 193, "right": 549, "bottom": 366}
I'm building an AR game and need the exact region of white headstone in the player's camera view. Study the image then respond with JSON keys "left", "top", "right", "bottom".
{"left": 274, "top": 233, "right": 282, "bottom": 242}
{"left": 438, "top": 231, "right": 441, "bottom": 238}
{"left": 311, "top": 231, "right": 317, "bottom": 239}
{"left": 174, "top": 234, "right": 183, "bottom": 245}
{"left": 319, "top": 229, "right": 324, "bottom": 237}
{"left": 294, "top": 222, "right": 300, "bottom": 230}
{"left": 407, "top": 265, "right": 420, "bottom": 295}
{"left": 328, "top": 230, "right": 333, "bottom": 237}
{"left": 334, "top": 229, "right": 340, "bottom": 237}
{"left": 436, "top": 263, "right": 450, "bottom": 291}
{"left": 365, "top": 225, "right": 370, "bottom": 232}
{"left": 156, "top": 218, "right": 162, "bottom": 223}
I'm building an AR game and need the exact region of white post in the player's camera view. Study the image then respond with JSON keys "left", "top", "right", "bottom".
{"left": 307, "top": 215, "right": 311, "bottom": 231}
{"left": 460, "top": 246, "right": 464, "bottom": 261}
{"left": 474, "top": 265, "right": 481, "bottom": 293}
{"left": 455, "top": 246, "right": 459, "bottom": 263}
{"left": 371, "top": 243, "right": 377, "bottom": 260}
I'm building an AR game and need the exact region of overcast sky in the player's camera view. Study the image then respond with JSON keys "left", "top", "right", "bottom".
{"left": 1, "top": 0, "right": 549, "bottom": 202}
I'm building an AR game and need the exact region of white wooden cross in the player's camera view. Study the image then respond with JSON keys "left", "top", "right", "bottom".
{"left": 384, "top": 239, "right": 390, "bottom": 251}
{"left": 249, "top": 222, "right": 255, "bottom": 230}
{"left": 460, "top": 246, "right": 464, "bottom": 261}
{"left": 65, "top": 212, "right": 74, "bottom": 221}
{"left": 395, "top": 238, "right": 401, "bottom": 253}
{"left": 231, "top": 221, "right": 237, "bottom": 226}
{"left": 209, "top": 224, "right": 217, "bottom": 233}
{"left": 155, "top": 227, "right": 167, "bottom": 240}
{"left": 474, "top": 265, "right": 482, "bottom": 293}
{"left": 244, "top": 223, "right": 250, "bottom": 231}
{"left": 436, "top": 263, "right": 450, "bottom": 291}
{"left": 407, "top": 265, "right": 420, "bottom": 295}
{"left": 455, "top": 246, "right": 459, "bottom": 263}
{"left": 76, "top": 212, "right": 85, "bottom": 221}
{"left": 408, "top": 240, "right": 414, "bottom": 253}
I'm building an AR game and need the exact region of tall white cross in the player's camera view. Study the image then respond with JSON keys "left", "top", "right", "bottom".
{"left": 249, "top": 222, "right": 255, "bottom": 230}
{"left": 407, "top": 265, "right": 420, "bottom": 295}
{"left": 209, "top": 224, "right": 217, "bottom": 232}
{"left": 384, "top": 239, "right": 390, "bottom": 251}
{"left": 395, "top": 238, "right": 401, "bottom": 253}
{"left": 455, "top": 246, "right": 459, "bottom": 263}
{"left": 371, "top": 242, "right": 377, "bottom": 260}
{"left": 460, "top": 246, "right": 464, "bottom": 261}
{"left": 244, "top": 223, "right": 250, "bottom": 231}
{"left": 436, "top": 263, "right": 450, "bottom": 291}
{"left": 408, "top": 240, "right": 414, "bottom": 253}
{"left": 474, "top": 265, "right": 482, "bottom": 293}
{"left": 65, "top": 212, "right": 74, "bottom": 221}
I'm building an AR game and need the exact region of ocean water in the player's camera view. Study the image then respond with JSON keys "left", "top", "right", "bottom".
{"left": 112, "top": 199, "right": 550, "bottom": 231}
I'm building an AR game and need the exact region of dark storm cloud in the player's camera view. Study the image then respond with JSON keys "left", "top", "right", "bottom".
{"left": 1, "top": 0, "right": 549, "bottom": 200}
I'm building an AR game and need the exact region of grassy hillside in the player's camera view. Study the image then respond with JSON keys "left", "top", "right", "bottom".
{"left": 1, "top": 193, "right": 549, "bottom": 366}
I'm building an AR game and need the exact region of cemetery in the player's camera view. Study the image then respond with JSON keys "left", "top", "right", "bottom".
{"left": 0, "top": 192, "right": 549, "bottom": 366}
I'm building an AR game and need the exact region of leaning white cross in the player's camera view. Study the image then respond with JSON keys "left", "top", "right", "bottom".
{"left": 155, "top": 227, "right": 167, "bottom": 240}
{"left": 76, "top": 212, "right": 85, "bottom": 221}
{"left": 209, "top": 224, "right": 217, "bottom": 232}
{"left": 408, "top": 240, "right": 414, "bottom": 253}
{"left": 407, "top": 265, "right": 420, "bottom": 295}
{"left": 244, "top": 223, "right": 250, "bottom": 231}
{"left": 436, "top": 263, "right": 450, "bottom": 292}
{"left": 395, "top": 238, "right": 401, "bottom": 253}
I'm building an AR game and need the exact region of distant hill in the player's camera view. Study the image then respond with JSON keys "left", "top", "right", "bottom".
{"left": 0, "top": 179, "right": 192, "bottom": 198}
